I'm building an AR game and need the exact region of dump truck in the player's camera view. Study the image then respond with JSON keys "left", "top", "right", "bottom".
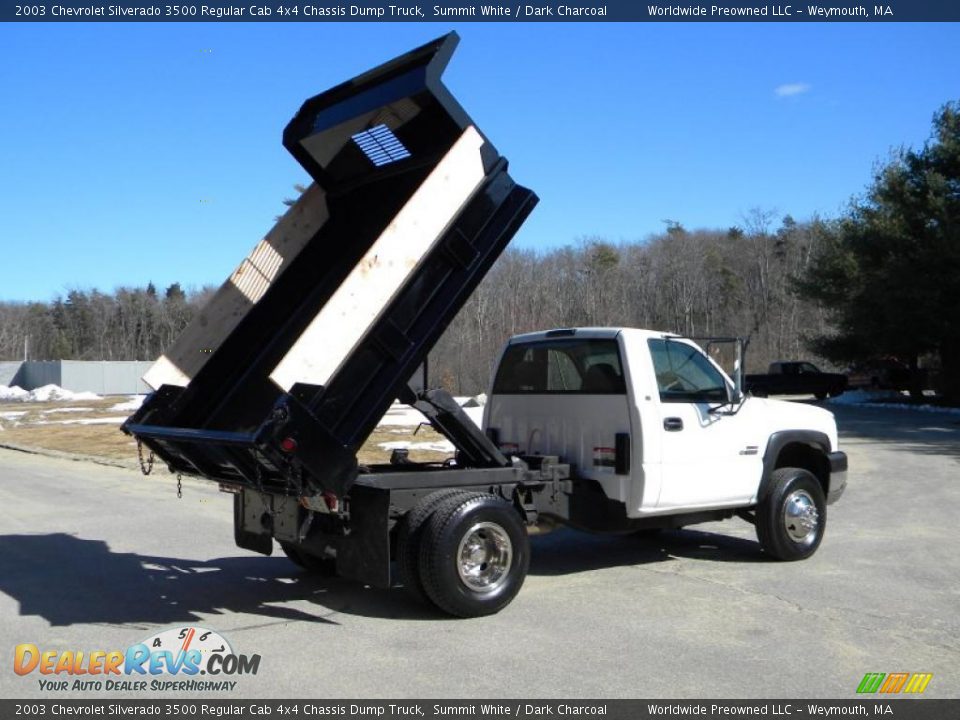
{"left": 124, "top": 34, "right": 847, "bottom": 618}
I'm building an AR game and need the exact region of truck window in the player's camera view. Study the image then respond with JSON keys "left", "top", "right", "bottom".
{"left": 493, "top": 339, "right": 626, "bottom": 394}
{"left": 648, "top": 339, "right": 728, "bottom": 403}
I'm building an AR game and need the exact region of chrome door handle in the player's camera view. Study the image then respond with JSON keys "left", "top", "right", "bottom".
{"left": 663, "top": 417, "right": 684, "bottom": 431}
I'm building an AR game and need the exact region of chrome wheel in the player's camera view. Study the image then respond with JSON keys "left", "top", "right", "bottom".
{"left": 783, "top": 489, "right": 819, "bottom": 545}
{"left": 456, "top": 521, "right": 512, "bottom": 593}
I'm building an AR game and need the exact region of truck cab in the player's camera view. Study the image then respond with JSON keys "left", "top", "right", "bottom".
{"left": 485, "top": 327, "right": 846, "bottom": 537}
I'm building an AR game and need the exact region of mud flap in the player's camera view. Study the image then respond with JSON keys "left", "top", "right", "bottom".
{"left": 337, "top": 485, "right": 392, "bottom": 588}
{"left": 233, "top": 494, "right": 272, "bottom": 556}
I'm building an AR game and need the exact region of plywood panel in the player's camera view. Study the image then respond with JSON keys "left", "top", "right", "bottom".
{"left": 143, "top": 184, "right": 330, "bottom": 390}
{"left": 269, "top": 126, "right": 486, "bottom": 392}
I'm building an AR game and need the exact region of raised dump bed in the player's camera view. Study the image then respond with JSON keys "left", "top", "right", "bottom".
{"left": 124, "top": 33, "right": 536, "bottom": 498}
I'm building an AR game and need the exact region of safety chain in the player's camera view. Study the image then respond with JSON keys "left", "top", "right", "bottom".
{"left": 252, "top": 449, "right": 275, "bottom": 518}
{"left": 136, "top": 438, "right": 154, "bottom": 476}
{"left": 176, "top": 473, "right": 182, "bottom": 499}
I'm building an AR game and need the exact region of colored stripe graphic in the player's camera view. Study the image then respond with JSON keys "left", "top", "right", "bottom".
{"left": 904, "top": 674, "right": 933, "bottom": 694}
{"left": 879, "top": 673, "right": 909, "bottom": 693}
{"left": 857, "top": 673, "right": 885, "bottom": 693}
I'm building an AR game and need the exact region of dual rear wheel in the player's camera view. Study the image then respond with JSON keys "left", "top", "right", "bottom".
{"left": 397, "top": 491, "right": 530, "bottom": 617}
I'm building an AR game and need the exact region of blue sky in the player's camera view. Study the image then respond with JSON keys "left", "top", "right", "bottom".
{"left": 1, "top": 22, "right": 957, "bottom": 301}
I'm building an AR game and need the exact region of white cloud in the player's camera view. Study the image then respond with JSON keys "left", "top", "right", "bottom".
{"left": 775, "top": 83, "right": 811, "bottom": 98}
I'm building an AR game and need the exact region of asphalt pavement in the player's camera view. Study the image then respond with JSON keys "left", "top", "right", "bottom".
{"left": 1, "top": 403, "right": 958, "bottom": 699}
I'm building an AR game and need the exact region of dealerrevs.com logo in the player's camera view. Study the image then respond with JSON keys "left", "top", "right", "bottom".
{"left": 14, "top": 626, "right": 261, "bottom": 693}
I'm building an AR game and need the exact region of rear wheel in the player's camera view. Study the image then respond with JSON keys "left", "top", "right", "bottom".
{"left": 279, "top": 541, "right": 337, "bottom": 576}
{"left": 396, "top": 490, "right": 484, "bottom": 601}
{"left": 756, "top": 468, "right": 826, "bottom": 561}
{"left": 814, "top": 391, "right": 828, "bottom": 400}
{"left": 419, "top": 494, "right": 529, "bottom": 617}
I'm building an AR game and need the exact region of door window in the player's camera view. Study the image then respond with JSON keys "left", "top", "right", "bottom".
{"left": 648, "top": 339, "right": 728, "bottom": 403}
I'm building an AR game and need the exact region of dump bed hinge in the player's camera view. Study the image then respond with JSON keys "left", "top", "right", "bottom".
{"left": 411, "top": 389, "right": 510, "bottom": 468}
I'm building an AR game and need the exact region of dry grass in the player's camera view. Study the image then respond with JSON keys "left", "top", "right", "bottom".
{"left": 0, "top": 398, "right": 134, "bottom": 459}
{"left": 0, "top": 399, "right": 452, "bottom": 465}
{"left": 358, "top": 426, "right": 452, "bottom": 465}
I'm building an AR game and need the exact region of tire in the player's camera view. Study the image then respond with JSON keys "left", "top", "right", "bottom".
{"left": 631, "top": 527, "right": 663, "bottom": 539}
{"left": 279, "top": 541, "right": 337, "bottom": 576}
{"left": 756, "top": 468, "right": 826, "bottom": 561}
{"left": 419, "top": 494, "right": 530, "bottom": 617}
{"left": 814, "top": 391, "right": 827, "bottom": 401}
{"left": 396, "top": 490, "right": 485, "bottom": 601}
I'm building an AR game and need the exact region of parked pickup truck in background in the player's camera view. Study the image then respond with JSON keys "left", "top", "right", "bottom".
{"left": 745, "top": 361, "right": 848, "bottom": 400}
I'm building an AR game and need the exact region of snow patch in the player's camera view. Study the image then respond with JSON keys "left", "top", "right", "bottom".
{"left": 378, "top": 440, "right": 456, "bottom": 454}
{"left": 109, "top": 395, "right": 145, "bottom": 412}
{"left": 0, "top": 411, "right": 28, "bottom": 420}
{"left": 828, "top": 389, "right": 960, "bottom": 415}
{"left": 0, "top": 384, "right": 101, "bottom": 402}
{"left": 827, "top": 389, "right": 901, "bottom": 405}
{"left": 0, "top": 385, "right": 29, "bottom": 401}
{"left": 33, "top": 416, "right": 128, "bottom": 426}
{"left": 42, "top": 407, "right": 95, "bottom": 414}
{"left": 377, "top": 405, "right": 427, "bottom": 427}
{"left": 462, "top": 405, "right": 484, "bottom": 426}
{"left": 375, "top": 395, "right": 486, "bottom": 429}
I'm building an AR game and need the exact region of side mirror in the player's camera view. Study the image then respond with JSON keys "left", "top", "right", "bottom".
{"left": 732, "top": 337, "right": 746, "bottom": 403}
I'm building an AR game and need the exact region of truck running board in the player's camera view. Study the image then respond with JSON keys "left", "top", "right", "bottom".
{"left": 123, "top": 33, "right": 536, "bottom": 497}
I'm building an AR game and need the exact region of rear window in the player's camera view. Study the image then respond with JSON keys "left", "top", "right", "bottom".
{"left": 492, "top": 339, "right": 626, "bottom": 395}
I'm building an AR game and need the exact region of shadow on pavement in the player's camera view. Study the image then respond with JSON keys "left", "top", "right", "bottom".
{"left": 530, "top": 525, "right": 764, "bottom": 576}
{"left": 0, "top": 527, "right": 765, "bottom": 626}
{"left": 0, "top": 533, "right": 436, "bottom": 626}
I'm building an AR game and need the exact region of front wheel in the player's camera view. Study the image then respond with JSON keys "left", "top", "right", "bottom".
{"left": 418, "top": 494, "right": 529, "bottom": 617}
{"left": 755, "top": 468, "right": 826, "bottom": 561}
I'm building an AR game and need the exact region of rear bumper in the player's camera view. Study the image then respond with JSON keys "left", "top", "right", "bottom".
{"left": 827, "top": 451, "right": 847, "bottom": 504}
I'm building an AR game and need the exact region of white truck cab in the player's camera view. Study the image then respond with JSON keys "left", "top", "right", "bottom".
{"left": 485, "top": 328, "right": 846, "bottom": 557}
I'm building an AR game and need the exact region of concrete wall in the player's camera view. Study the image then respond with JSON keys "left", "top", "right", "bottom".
{"left": 0, "top": 361, "right": 22, "bottom": 386}
{"left": 18, "top": 361, "right": 61, "bottom": 389}
{"left": 0, "top": 361, "right": 153, "bottom": 395}
{"left": 60, "top": 361, "right": 153, "bottom": 395}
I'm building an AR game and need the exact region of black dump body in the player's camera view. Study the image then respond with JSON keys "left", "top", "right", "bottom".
{"left": 124, "top": 34, "right": 536, "bottom": 498}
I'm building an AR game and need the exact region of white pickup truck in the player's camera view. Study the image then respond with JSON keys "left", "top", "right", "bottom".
{"left": 125, "top": 34, "right": 847, "bottom": 618}
{"left": 485, "top": 327, "right": 846, "bottom": 550}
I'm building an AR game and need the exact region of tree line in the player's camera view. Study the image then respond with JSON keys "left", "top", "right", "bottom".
{"left": 0, "top": 283, "right": 213, "bottom": 363}
{"left": 430, "top": 214, "right": 833, "bottom": 394}
{"left": 3, "top": 101, "right": 955, "bottom": 401}
{"left": 1, "top": 215, "right": 828, "bottom": 387}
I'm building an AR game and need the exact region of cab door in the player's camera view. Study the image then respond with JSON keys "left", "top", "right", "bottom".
{"left": 648, "top": 338, "right": 762, "bottom": 509}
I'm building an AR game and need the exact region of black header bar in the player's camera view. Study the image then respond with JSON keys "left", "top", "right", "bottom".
{"left": 4, "top": 0, "right": 960, "bottom": 22}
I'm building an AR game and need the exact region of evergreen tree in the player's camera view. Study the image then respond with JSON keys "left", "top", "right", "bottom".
{"left": 796, "top": 102, "right": 960, "bottom": 399}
